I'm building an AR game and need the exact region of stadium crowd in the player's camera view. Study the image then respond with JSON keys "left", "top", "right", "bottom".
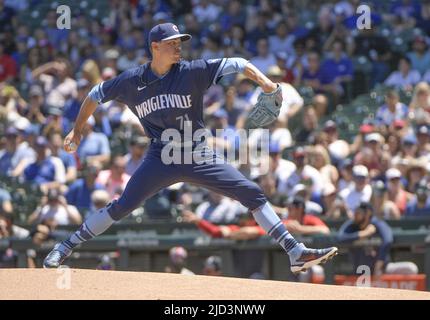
{"left": 1, "top": 0, "right": 430, "bottom": 277}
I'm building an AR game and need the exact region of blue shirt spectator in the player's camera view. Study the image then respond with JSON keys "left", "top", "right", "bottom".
{"left": 24, "top": 157, "right": 56, "bottom": 185}
{"left": 0, "top": 127, "right": 35, "bottom": 177}
{"left": 405, "top": 181, "right": 430, "bottom": 216}
{"left": 66, "top": 165, "right": 105, "bottom": 212}
{"left": 77, "top": 117, "right": 111, "bottom": 167}
{"left": 321, "top": 41, "right": 354, "bottom": 85}
{"left": 23, "top": 137, "right": 58, "bottom": 186}
{"left": 407, "top": 36, "right": 430, "bottom": 76}
{"left": 338, "top": 202, "right": 393, "bottom": 274}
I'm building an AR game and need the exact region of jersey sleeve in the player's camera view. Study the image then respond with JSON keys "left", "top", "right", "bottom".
{"left": 88, "top": 70, "right": 132, "bottom": 104}
{"left": 191, "top": 57, "right": 248, "bottom": 90}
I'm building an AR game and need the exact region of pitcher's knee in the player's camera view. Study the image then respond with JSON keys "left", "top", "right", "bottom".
{"left": 106, "top": 199, "right": 137, "bottom": 221}
{"left": 238, "top": 182, "right": 267, "bottom": 210}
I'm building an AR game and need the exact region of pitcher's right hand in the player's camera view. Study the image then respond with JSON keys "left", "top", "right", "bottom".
{"left": 64, "top": 129, "right": 82, "bottom": 153}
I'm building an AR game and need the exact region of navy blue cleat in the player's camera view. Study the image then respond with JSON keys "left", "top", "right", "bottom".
{"left": 43, "top": 243, "right": 72, "bottom": 268}
{"left": 290, "top": 243, "right": 338, "bottom": 274}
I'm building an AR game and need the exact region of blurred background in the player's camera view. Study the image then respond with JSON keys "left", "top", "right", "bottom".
{"left": 1, "top": 0, "right": 430, "bottom": 290}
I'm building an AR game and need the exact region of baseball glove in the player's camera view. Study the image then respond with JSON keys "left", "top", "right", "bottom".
{"left": 244, "top": 84, "right": 283, "bottom": 129}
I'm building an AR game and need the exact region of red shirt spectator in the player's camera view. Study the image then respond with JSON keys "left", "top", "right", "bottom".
{"left": 0, "top": 49, "right": 17, "bottom": 82}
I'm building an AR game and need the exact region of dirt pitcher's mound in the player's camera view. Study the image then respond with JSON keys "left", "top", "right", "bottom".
{"left": 0, "top": 269, "right": 429, "bottom": 300}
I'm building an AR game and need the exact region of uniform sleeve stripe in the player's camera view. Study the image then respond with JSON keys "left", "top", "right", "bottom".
{"left": 88, "top": 82, "right": 105, "bottom": 103}
{"left": 212, "top": 58, "right": 227, "bottom": 85}
{"left": 213, "top": 57, "right": 249, "bottom": 85}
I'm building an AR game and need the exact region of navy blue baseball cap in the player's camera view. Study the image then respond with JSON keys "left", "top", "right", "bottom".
{"left": 148, "top": 23, "right": 191, "bottom": 44}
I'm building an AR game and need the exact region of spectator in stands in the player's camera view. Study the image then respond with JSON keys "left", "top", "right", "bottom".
{"left": 370, "top": 180, "right": 401, "bottom": 220}
{"left": 257, "top": 172, "right": 287, "bottom": 216}
{"left": 298, "top": 52, "right": 325, "bottom": 92}
{"left": 280, "top": 146, "right": 323, "bottom": 199}
{"left": 49, "top": 133, "right": 77, "bottom": 183}
{"left": 182, "top": 208, "right": 269, "bottom": 271}
{"left": 269, "top": 21, "right": 294, "bottom": 56}
{"left": 249, "top": 38, "right": 277, "bottom": 75}
{"left": 96, "top": 155, "right": 131, "bottom": 199}
{"left": 247, "top": 12, "right": 272, "bottom": 54}
{"left": 0, "top": 43, "right": 17, "bottom": 83}
{"left": 66, "top": 163, "right": 105, "bottom": 213}
{"left": 339, "top": 165, "right": 373, "bottom": 218}
{"left": 407, "top": 36, "right": 430, "bottom": 76}
{"left": 203, "top": 255, "right": 223, "bottom": 276}
{"left": 201, "top": 35, "right": 223, "bottom": 61}
{"left": 0, "top": 127, "right": 35, "bottom": 178}
{"left": 124, "top": 136, "right": 149, "bottom": 176}
{"left": 219, "top": 0, "right": 246, "bottom": 33}
{"left": 415, "top": 125, "right": 430, "bottom": 157}
{"left": 23, "top": 136, "right": 65, "bottom": 192}
{"left": 193, "top": 0, "right": 221, "bottom": 24}
{"left": 92, "top": 107, "right": 112, "bottom": 137}
{"left": 312, "top": 94, "right": 329, "bottom": 118}
{"left": 386, "top": 168, "right": 414, "bottom": 215}
{"left": 354, "top": 133, "right": 385, "bottom": 178}
{"left": 353, "top": 27, "right": 391, "bottom": 87}
{"left": 405, "top": 179, "right": 430, "bottom": 216}
{"left": 0, "top": 212, "right": 29, "bottom": 239}
{"left": 0, "top": 188, "right": 12, "bottom": 217}
{"left": 31, "top": 58, "right": 77, "bottom": 109}
{"left": 290, "top": 182, "right": 323, "bottom": 216}
{"left": 28, "top": 188, "right": 82, "bottom": 227}
{"left": 22, "top": 85, "right": 46, "bottom": 126}
{"left": 321, "top": 183, "right": 341, "bottom": 218}
{"left": 63, "top": 79, "right": 91, "bottom": 133}
{"left": 408, "top": 82, "right": 430, "bottom": 125}
{"left": 308, "top": 144, "right": 339, "bottom": 185}
{"left": 86, "top": 189, "right": 111, "bottom": 219}
{"left": 81, "top": 59, "right": 102, "bottom": 88}
{"left": 96, "top": 254, "right": 116, "bottom": 270}
{"left": 375, "top": 90, "right": 409, "bottom": 127}
{"left": 221, "top": 86, "right": 249, "bottom": 128}
{"left": 338, "top": 202, "right": 417, "bottom": 275}
{"left": 405, "top": 159, "right": 428, "bottom": 193}
{"left": 284, "top": 196, "right": 330, "bottom": 236}
{"left": 384, "top": 56, "right": 421, "bottom": 91}
{"left": 321, "top": 39, "right": 353, "bottom": 97}
{"left": 295, "top": 106, "right": 319, "bottom": 144}
{"left": 77, "top": 116, "right": 111, "bottom": 168}
{"left": 392, "top": 135, "right": 419, "bottom": 164}
{"left": 337, "top": 158, "right": 354, "bottom": 191}
{"left": 117, "top": 41, "right": 141, "bottom": 72}
{"left": 164, "top": 246, "right": 195, "bottom": 275}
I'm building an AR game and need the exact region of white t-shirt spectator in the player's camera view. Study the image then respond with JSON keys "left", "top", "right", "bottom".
{"left": 384, "top": 70, "right": 421, "bottom": 89}
{"left": 340, "top": 184, "right": 372, "bottom": 212}
{"left": 279, "top": 165, "right": 323, "bottom": 196}
{"left": 40, "top": 74, "right": 77, "bottom": 109}
{"left": 375, "top": 102, "right": 408, "bottom": 126}
{"left": 38, "top": 204, "right": 81, "bottom": 226}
